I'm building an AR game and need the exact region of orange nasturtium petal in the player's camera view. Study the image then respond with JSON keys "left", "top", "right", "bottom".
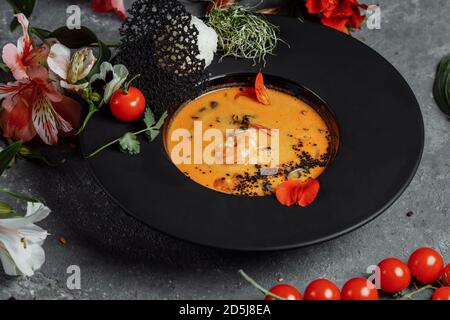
{"left": 275, "top": 180, "right": 302, "bottom": 207}
{"left": 275, "top": 179, "right": 320, "bottom": 207}
{"left": 255, "top": 71, "right": 270, "bottom": 105}
{"left": 297, "top": 179, "right": 320, "bottom": 207}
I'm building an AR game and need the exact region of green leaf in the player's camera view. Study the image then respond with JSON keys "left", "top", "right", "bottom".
{"left": 118, "top": 133, "right": 140, "bottom": 155}
{"left": 19, "top": 145, "right": 56, "bottom": 167}
{"left": 31, "top": 26, "right": 52, "bottom": 39}
{"left": 0, "top": 141, "right": 22, "bottom": 176}
{"left": 48, "top": 26, "right": 99, "bottom": 49}
{"left": 0, "top": 189, "right": 39, "bottom": 203}
{"left": 433, "top": 55, "right": 450, "bottom": 117}
{"left": 6, "top": 0, "right": 37, "bottom": 31}
{"left": 153, "top": 111, "right": 169, "bottom": 130}
{"left": 145, "top": 128, "right": 159, "bottom": 142}
{"left": 0, "top": 201, "right": 13, "bottom": 216}
{"left": 144, "top": 111, "right": 168, "bottom": 141}
{"left": 143, "top": 108, "right": 156, "bottom": 128}
{"left": 77, "top": 100, "right": 99, "bottom": 134}
{"left": 0, "top": 63, "right": 10, "bottom": 73}
{"left": 88, "top": 40, "right": 111, "bottom": 79}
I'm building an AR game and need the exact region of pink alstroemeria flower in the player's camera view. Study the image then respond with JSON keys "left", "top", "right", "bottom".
{"left": 2, "top": 14, "right": 49, "bottom": 81}
{"left": 92, "top": 0, "right": 127, "bottom": 21}
{"left": 0, "top": 66, "right": 81, "bottom": 145}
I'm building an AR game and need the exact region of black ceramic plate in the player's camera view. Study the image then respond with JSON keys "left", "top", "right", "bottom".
{"left": 80, "top": 16, "right": 424, "bottom": 251}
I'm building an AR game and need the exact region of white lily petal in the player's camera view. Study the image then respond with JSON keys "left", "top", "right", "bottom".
{"left": 0, "top": 202, "right": 50, "bottom": 229}
{"left": 16, "top": 225, "right": 48, "bottom": 245}
{"left": 47, "top": 44, "right": 71, "bottom": 80}
{"left": 0, "top": 248, "right": 20, "bottom": 276}
{"left": 0, "top": 232, "right": 36, "bottom": 276}
{"left": 0, "top": 202, "right": 50, "bottom": 276}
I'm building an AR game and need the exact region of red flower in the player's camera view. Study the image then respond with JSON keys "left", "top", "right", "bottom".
{"left": 91, "top": 0, "right": 127, "bottom": 21}
{"left": 306, "top": 0, "right": 368, "bottom": 33}
{"left": 275, "top": 179, "right": 320, "bottom": 207}
{"left": 0, "top": 66, "right": 81, "bottom": 145}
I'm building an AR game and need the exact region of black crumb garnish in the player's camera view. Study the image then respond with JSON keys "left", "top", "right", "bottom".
{"left": 210, "top": 101, "right": 218, "bottom": 109}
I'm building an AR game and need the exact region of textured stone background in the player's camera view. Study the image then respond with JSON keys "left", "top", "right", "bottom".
{"left": 0, "top": 0, "right": 449, "bottom": 300}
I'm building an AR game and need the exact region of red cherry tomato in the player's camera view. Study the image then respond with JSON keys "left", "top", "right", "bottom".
{"left": 440, "top": 264, "right": 450, "bottom": 286}
{"left": 110, "top": 86, "right": 146, "bottom": 122}
{"left": 408, "top": 247, "right": 444, "bottom": 284}
{"left": 264, "top": 284, "right": 302, "bottom": 300}
{"left": 341, "top": 278, "right": 379, "bottom": 300}
{"left": 378, "top": 257, "right": 411, "bottom": 293}
{"left": 304, "top": 279, "right": 341, "bottom": 300}
{"left": 432, "top": 286, "right": 450, "bottom": 300}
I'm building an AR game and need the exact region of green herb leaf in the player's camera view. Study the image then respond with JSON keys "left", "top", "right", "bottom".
{"left": 48, "top": 26, "right": 99, "bottom": 49}
{"left": 433, "top": 55, "right": 450, "bottom": 117}
{"left": 119, "top": 132, "right": 140, "bottom": 155}
{"left": 0, "top": 188, "right": 39, "bottom": 203}
{"left": 143, "top": 108, "right": 156, "bottom": 129}
{"left": 6, "top": 0, "right": 37, "bottom": 31}
{"left": 154, "top": 111, "right": 169, "bottom": 130}
{"left": 0, "top": 201, "right": 13, "bottom": 216}
{"left": 144, "top": 111, "right": 168, "bottom": 141}
{"left": 145, "top": 128, "right": 160, "bottom": 142}
{"left": 0, "top": 141, "right": 22, "bottom": 176}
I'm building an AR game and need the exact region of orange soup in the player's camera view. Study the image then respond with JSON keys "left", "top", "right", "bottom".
{"left": 165, "top": 86, "right": 332, "bottom": 196}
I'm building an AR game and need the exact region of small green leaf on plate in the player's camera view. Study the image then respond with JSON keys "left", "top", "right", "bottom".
{"left": 119, "top": 132, "right": 140, "bottom": 155}
{"left": 0, "top": 201, "right": 13, "bottom": 216}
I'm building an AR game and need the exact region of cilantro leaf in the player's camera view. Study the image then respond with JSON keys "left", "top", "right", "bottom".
{"left": 143, "top": 108, "right": 156, "bottom": 129}
{"left": 118, "top": 132, "right": 140, "bottom": 155}
{"left": 146, "top": 128, "right": 160, "bottom": 142}
{"left": 144, "top": 111, "right": 169, "bottom": 141}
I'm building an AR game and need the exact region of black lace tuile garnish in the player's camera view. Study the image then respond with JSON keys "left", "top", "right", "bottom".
{"left": 117, "top": 0, "right": 209, "bottom": 116}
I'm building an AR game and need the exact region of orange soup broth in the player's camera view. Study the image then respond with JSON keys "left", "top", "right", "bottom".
{"left": 166, "top": 86, "right": 331, "bottom": 196}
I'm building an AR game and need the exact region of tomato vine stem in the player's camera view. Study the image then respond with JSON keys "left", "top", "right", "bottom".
{"left": 238, "top": 270, "right": 286, "bottom": 300}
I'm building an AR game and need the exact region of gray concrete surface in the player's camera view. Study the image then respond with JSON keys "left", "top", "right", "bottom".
{"left": 0, "top": 0, "right": 449, "bottom": 300}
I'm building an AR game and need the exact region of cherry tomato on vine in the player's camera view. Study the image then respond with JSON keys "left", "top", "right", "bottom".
{"left": 264, "top": 284, "right": 302, "bottom": 300}
{"left": 304, "top": 279, "right": 341, "bottom": 300}
{"left": 110, "top": 86, "right": 146, "bottom": 122}
{"left": 431, "top": 286, "right": 450, "bottom": 300}
{"left": 341, "top": 278, "right": 379, "bottom": 300}
{"left": 408, "top": 247, "right": 444, "bottom": 284}
{"left": 440, "top": 264, "right": 450, "bottom": 286}
{"left": 378, "top": 257, "right": 411, "bottom": 293}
